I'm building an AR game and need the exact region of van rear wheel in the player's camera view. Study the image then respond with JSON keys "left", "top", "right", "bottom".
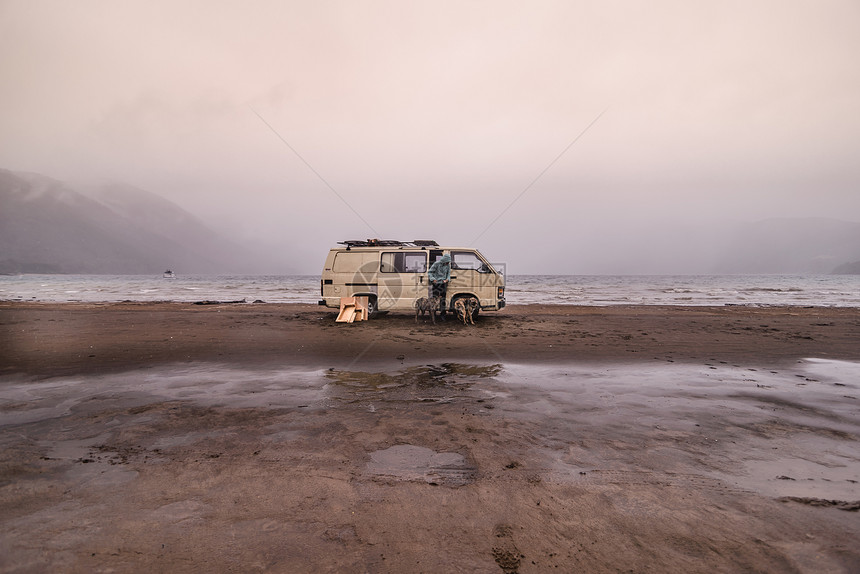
{"left": 365, "top": 296, "right": 378, "bottom": 318}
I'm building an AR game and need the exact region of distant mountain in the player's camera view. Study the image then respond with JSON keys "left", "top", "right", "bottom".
{"left": 833, "top": 260, "right": 860, "bottom": 274}
{"left": 0, "top": 169, "right": 258, "bottom": 274}
{"left": 714, "top": 217, "right": 860, "bottom": 274}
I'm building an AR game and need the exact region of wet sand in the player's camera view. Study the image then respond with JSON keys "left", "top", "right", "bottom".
{"left": 1, "top": 302, "right": 859, "bottom": 572}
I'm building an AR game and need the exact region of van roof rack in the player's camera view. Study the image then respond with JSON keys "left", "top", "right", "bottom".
{"left": 338, "top": 239, "right": 439, "bottom": 247}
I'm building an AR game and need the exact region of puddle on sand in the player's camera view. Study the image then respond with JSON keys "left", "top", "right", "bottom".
{"left": 325, "top": 363, "right": 502, "bottom": 405}
{"left": 0, "top": 365, "right": 328, "bottom": 427}
{"left": 0, "top": 363, "right": 503, "bottom": 427}
{"left": 728, "top": 452, "right": 860, "bottom": 500}
{"left": 4, "top": 359, "right": 857, "bottom": 502}
{"left": 496, "top": 359, "right": 860, "bottom": 502}
{"left": 366, "top": 444, "right": 475, "bottom": 486}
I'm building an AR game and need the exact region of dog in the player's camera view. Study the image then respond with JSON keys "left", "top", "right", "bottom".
{"left": 414, "top": 296, "right": 441, "bottom": 324}
{"left": 467, "top": 297, "right": 480, "bottom": 321}
{"left": 454, "top": 297, "right": 479, "bottom": 325}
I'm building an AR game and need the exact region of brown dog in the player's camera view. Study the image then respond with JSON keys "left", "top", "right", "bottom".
{"left": 467, "top": 297, "right": 479, "bottom": 322}
{"left": 454, "top": 298, "right": 477, "bottom": 325}
{"left": 414, "top": 296, "right": 441, "bottom": 324}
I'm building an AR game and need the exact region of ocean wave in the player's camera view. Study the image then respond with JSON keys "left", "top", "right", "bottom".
{"left": 742, "top": 287, "right": 804, "bottom": 293}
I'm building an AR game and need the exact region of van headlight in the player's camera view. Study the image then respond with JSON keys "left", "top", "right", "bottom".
{"left": 498, "top": 286, "right": 505, "bottom": 299}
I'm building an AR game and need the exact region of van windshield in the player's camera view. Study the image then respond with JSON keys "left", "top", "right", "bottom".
{"left": 451, "top": 251, "right": 493, "bottom": 273}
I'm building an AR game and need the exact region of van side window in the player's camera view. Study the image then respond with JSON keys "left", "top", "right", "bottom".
{"left": 381, "top": 252, "right": 427, "bottom": 273}
{"left": 333, "top": 252, "right": 379, "bottom": 273}
{"left": 452, "top": 251, "right": 490, "bottom": 273}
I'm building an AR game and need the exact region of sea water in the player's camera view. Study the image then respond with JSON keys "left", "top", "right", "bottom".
{"left": 0, "top": 273, "right": 858, "bottom": 307}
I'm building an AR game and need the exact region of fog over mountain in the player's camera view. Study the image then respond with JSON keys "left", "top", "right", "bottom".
{"left": 0, "top": 169, "right": 266, "bottom": 274}
{"left": 3, "top": 168, "right": 858, "bottom": 275}
{"left": 715, "top": 218, "right": 860, "bottom": 275}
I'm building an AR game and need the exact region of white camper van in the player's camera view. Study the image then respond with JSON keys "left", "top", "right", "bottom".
{"left": 319, "top": 240, "right": 505, "bottom": 318}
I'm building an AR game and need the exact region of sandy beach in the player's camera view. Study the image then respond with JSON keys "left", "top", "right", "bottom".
{"left": 2, "top": 302, "right": 859, "bottom": 572}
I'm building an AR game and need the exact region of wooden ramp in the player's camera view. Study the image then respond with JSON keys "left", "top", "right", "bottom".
{"left": 335, "top": 296, "right": 370, "bottom": 323}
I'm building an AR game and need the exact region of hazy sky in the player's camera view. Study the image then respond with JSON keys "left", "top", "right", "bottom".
{"left": 2, "top": 0, "right": 859, "bottom": 273}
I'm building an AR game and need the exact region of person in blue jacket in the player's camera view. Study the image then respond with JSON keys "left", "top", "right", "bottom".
{"left": 428, "top": 253, "right": 451, "bottom": 320}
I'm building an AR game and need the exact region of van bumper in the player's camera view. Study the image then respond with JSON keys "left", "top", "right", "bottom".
{"left": 481, "top": 299, "right": 505, "bottom": 311}
{"left": 319, "top": 297, "right": 340, "bottom": 308}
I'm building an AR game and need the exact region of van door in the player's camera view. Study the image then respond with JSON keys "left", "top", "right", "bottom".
{"left": 448, "top": 250, "right": 497, "bottom": 306}
{"left": 378, "top": 251, "right": 428, "bottom": 310}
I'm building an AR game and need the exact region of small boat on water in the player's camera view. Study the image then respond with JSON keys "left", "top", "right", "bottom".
{"left": 163, "top": 270, "right": 175, "bottom": 278}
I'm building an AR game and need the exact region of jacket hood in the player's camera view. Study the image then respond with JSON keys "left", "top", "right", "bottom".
{"left": 438, "top": 254, "right": 451, "bottom": 263}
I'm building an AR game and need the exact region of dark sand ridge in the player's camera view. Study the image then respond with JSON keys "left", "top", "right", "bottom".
{"left": 1, "top": 303, "right": 859, "bottom": 572}
{"left": 3, "top": 302, "right": 860, "bottom": 376}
